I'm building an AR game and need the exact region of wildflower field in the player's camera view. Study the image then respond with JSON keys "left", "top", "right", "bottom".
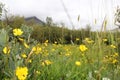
{"left": 0, "top": 26, "right": 120, "bottom": 80}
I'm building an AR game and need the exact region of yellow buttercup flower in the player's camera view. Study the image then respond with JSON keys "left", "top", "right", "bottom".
{"left": 112, "top": 59, "right": 118, "bottom": 64}
{"left": 54, "top": 41, "right": 57, "bottom": 44}
{"left": 44, "top": 40, "right": 49, "bottom": 46}
{"left": 45, "top": 60, "right": 52, "bottom": 65}
{"left": 76, "top": 38, "right": 80, "bottom": 41}
{"left": 3, "top": 47, "right": 10, "bottom": 54}
{"left": 87, "top": 40, "right": 94, "bottom": 44}
{"left": 81, "top": 53, "right": 85, "bottom": 56}
{"left": 114, "top": 53, "right": 119, "bottom": 57}
{"left": 85, "top": 38, "right": 94, "bottom": 44}
{"left": 42, "top": 60, "right": 52, "bottom": 66}
{"left": 65, "top": 53, "right": 71, "bottom": 56}
{"left": 15, "top": 67, "right": 28, "bottom": 80}
{"left": 79, "top": 44, "right": 88, "bottom": 52}
{"left": 41, "top": 62, "right": 45, "bottom": 66}
{"left": 28, "top": 59, "right": 32, "bottom": 63}
{"left": 45, "top": 40, "right": 48, "bottom": 43}
{"left": 85, "top": 38, "right": 89, "bottom": 41}
{"left": 13, "top": 28, "right": 23, "bottom": 36}
{"left": 21, "top": 53, "right": 27, "bottom": 58}
{"left": 52, "top": 49, "right": 55, "bottom": 51}
{"left": 32, "top": 45, "right": 42, "bottom": 54}
{"left": 44, "top": 43, "right": 48, "bottom": 46}
{"left": 36, "top": 70, "right": 41, "bottom": 74}
{"left": 110, "top": 44, "right": 116, "bottom": 49}
{"left": 75, "top": 61, "right": 81, "bottom": 66}
{"left": 103, "top": 39, "right": 107, "bottom": 42}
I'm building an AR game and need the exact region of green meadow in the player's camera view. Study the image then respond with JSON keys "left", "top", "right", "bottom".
{"left": 0, "top": 25, "right": 120, "bottom": 80}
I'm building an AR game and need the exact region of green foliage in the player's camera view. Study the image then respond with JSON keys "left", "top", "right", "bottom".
{"left": 3, "top": 15, "right": 25, "bottom": 28}
{"left": 0, "top": 24, "right": 120, "bottom": 80}
{"left": 0, "top": 29, "right": 9, "bottom": 46}
{"left": 0, "top": 2, "right": 4, "bottom": 18}
{"left": 46, "top": 16, "right": 53, "bottom": 26}
{"left": 31, "top": 24, "right": 94, "bottom": 44}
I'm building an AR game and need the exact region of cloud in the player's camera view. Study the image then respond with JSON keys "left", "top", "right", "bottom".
{"left": 0, "top": 0, "right": 120, "bottom": 30}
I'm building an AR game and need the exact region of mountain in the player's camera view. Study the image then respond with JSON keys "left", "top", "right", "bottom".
{"left": 25, "top": 16, "right": 45, "bottom": 25}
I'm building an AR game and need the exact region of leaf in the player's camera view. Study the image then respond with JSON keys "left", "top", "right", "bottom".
{"left": 0, "top": 29, "right": 9, "bottom": 46}
{"left": 3, "top": 71, "right": 12, "bottom": 78}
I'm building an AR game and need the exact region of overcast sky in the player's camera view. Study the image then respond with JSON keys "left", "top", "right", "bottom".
{"left": 0, "top": 0, "right": 120, "bottom": 30}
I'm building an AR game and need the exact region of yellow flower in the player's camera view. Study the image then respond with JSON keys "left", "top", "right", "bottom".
{"left": 79, "top": 44, "right": 88, "bottom": 52}
{"left": 42, "top": 60, "right": 52, "bottom": 66}
{"left": 41, "top": 62, "right": 45, "bottom": 66}
{"left": 65, "top": 53, "right": 70, "bottom": 56}
{"left": 114, "top": 53, "right": 119, "bottom": 57}
{"left": 23, "top": 42, "right": 29, "bottom": 48}
{"left": 52, "top": 49, "right": 55, "bottom": 51}
{"left": 75, "top": 61, "right": 81, "bottom": 66}
{"left": 44, "top": 43, "right": 48, "bottom": 46}
{"left": 81, "top": 53, "right": 85, "bottom": 56}
{"left": 13, "top": 28, "right": 23, "bottom": 36}
{"left": 85, "top": 38, "right": 89, "bottom": 41}
{"left": 45, "top": 60, "right": 52, "bottom": 65}
{"left": 36, "top": 70, "right": 41, "bottom": 74}
{"left": 87, "top": 40, "right": 94, "bottom": 44}
{"left": 85, "top": 38, "right": 94, "bottom": 44}
{"left": 54, "top": 41, "right": 57, "bottom": 44}
{"left": 28, "top": 59, "right": 32, "bottom": 63}
{"left": 32, "top": 45, "right": 42, "bottom": 54}
{"left": 15, "top": 67, "right": 28, "bottom": 80}
{"left": 3, "top": 47, "right": 10, "bottom": 54}
{"left": 103, "top": 39, "right": 107, "bottom": 42}
{"left": 44, "top": 40, "right": 49, "bottom": 46}
{"left": 112, "top": 59, "right": 118, "bottom": 64}
{"left": 76, "top": 38, "right": 80, "bottom": 41}
{"left": 45, "top": 40, "right": 48, "bottom": 43}
{"left": 110, "top": 45, "right": 116, "bottom": 48}
{"left": 21, "top": 53, "right": 27, "bottom": 58}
